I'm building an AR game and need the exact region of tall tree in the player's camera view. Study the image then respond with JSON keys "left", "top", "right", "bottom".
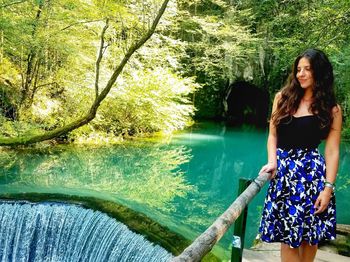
{"left": 0, "top": 0, "right": 170, "bottom": 146}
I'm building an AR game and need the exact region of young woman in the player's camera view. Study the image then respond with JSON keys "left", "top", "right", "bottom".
{"left": 258, "top": 49, "right": 342, "bottom": 262}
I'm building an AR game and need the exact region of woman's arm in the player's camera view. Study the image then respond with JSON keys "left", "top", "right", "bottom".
{"left": 324, "top": 105, "right": 342, "bottom": 184}
{"left": 314, "top": 105, "right": 342, "bottom": 214}
{"left": 259, "top": 92, "right": 280, "bottom": 178}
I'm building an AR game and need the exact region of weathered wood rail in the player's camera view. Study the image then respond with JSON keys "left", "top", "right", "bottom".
{"left": 171, "top": 172, "right": 270, "bottom": 262}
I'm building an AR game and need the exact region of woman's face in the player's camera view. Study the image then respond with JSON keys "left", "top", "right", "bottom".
{"left": 296, "top": 57, "right": 315, "bottom": 90}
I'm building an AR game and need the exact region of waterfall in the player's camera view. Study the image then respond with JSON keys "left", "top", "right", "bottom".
{"left": 0, "top": 201, "right": 173, "bottom": 262}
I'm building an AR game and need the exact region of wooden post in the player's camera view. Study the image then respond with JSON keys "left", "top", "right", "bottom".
{"left": 171, "top": 172, "right": 270, "bottom": 262}
{"left": 231, "top": 178, "right": 251, "bottom": 262}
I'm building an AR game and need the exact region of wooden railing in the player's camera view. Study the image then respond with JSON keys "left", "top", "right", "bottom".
{"left": 171, "top": 172, "right": 270, "bottom": 262}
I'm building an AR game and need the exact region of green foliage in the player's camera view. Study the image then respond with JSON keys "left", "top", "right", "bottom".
{"left": 4, "top": 121, "right": 42, "bottom": 138}
{"left": 172, "top": 1, "right": 260, "bottom": 118}
{"left": 331, "top": 45, "right": 350, "bottom": 140}
{"left": 86, "top": 67, "right": 198, "bottom": 137}
{"left": 0, "top": 0, "right": 199, "bottom": 141}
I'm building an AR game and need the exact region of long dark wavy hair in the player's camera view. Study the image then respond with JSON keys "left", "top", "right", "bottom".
{"left": 272, "top": 48, "right": 337, "bottom": 137}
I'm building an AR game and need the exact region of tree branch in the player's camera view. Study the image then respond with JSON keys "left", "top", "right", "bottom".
{"left": 308, "top": 8, "right": 350, "bottom": 47}
{"left": 0, "top": 0, "right": 28, "bottom": 8}
{"left": 95, "top": 19, "right": 109, "bottom": 98}
{"left": 21, "top": 0, "right": 44, "bottom": 105}
{"left": 92, "top": 0, "right": 170, "bottom": 111}
{"left": 0, "top": 77, "right": 15, "bottom": 88}
{"left": 59, "top": 19, "right": 104, "bottom": 32}
{"left": 33, "top": 82, "right": 58, "bottom": 89}
{"left": 0, "top": 0, "right": 170, "bottom": 146}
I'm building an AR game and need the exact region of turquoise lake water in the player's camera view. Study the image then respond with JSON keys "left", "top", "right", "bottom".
{"left": 0, "top": 122, "right": 349, "bottom": 260}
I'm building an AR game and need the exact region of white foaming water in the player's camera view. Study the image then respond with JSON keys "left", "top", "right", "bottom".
{"left": 0, "top": 201, "right": 173, "bottom": 262}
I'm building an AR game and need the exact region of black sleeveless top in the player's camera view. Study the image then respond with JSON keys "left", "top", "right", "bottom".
{"left": 277, "top": 115, "right": 323, "bottom": 149}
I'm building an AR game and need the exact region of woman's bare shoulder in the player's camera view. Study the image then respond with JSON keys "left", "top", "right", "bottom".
{"left": 275, "top": 91, "right": 282, "bottom": 98}
{"left": 274, "top": 91, "right": 282, "bottom": 102}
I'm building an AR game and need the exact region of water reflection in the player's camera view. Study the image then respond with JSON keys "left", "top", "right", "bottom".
{"left": 0, "top": 144, "right": 195, "bottom": 212}
{"left": 168, "top": 125, "right": 268, "bottom": 238}
{"left": 337, "top": 143, "right": 350, "bottom": 190}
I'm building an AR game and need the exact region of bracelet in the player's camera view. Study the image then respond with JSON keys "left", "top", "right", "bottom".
{"left": 324, "top": 181, "right": 335, "bottom": 191}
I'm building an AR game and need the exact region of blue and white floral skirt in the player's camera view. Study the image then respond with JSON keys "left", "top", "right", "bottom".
{"left": 259, "top": 148, "right": 336, "bottom": 248}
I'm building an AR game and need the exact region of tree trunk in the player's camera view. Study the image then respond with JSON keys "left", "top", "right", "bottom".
{"left": 21, "top": 0, "right": 44, "bottom": 106}
{"left": 0, "top": 0, "right": 170, "bottom": 147}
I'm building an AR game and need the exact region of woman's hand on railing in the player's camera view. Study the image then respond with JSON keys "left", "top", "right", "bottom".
{"left": 259, "top": 162, "right": 276, "bottom": 179}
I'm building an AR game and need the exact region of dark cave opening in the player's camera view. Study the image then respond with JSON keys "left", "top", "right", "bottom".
{"left": 224, "top": 81, "right": 270, "bottom": 128}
